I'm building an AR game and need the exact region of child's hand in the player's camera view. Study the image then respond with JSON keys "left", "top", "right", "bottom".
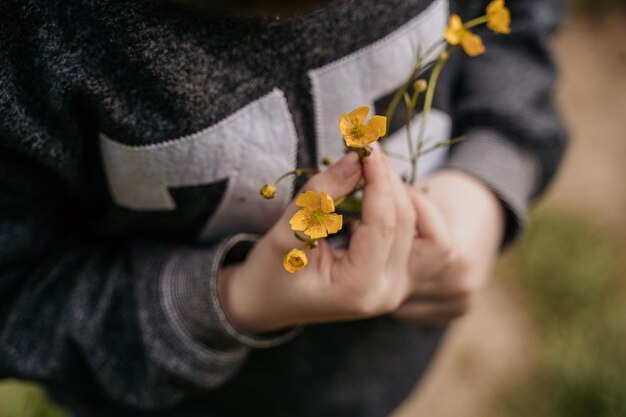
{"left": 218, "top": 145, "right": 418, "bottom": 334}
{"left": 392, "top": 170, "right": 505, "bottom": 325}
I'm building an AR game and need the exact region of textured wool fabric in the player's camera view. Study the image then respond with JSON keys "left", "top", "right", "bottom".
{"left": 0, "top": 0, "right": 566, "bottom": 416}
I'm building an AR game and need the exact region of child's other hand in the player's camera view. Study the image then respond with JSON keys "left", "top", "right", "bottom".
{"left": 219, "top": 144, "right": 419, "bottom": 335}
{"left": 392, "top": 170, "right": 505, "bottom": 325}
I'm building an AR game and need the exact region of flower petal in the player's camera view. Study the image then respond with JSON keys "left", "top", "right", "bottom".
{"left": 289, "top": 209, "right": 309, "bottom": 231}
{"left": 363, "top": 115, "right": 387, "bottom": 145}
{"left": 323, "top": 213, "right": 343, "bottom": 235}
{"left": 486, "top": 0, "right": 504, "bottom": 14}
{"left": 487, "top": 6, "right": 511, "bottom": 34}
{"left": 343, "top": 133, "right": 364, "bottom": 148}
{"left": 304, "top": 223, "right": 328, "bottom": 239}
{"left": 361, "top": 132, "right": 378, "bottom": 146}
{"left": 444, "top": 14, "right": 463, "bottom": 45}
{"left": 347, "top": 106, "right": 369, "bottom": 126}
{"left": 339, "top": 113, "right": 353, "bottom": 137}
{"left": 320, "top": 192, "right": 335, "bottom": 213}
{"left": 369, "top": 115, "right": 387, "bottom": 137}
{"left": 295, "top": 190, "right": 320, "bottom": 209}
{"left": 461, "top": 32, "right": 485, "bottom": 57}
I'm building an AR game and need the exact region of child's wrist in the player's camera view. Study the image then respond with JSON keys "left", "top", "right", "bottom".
{"left": 217, "top": 262, "right": 293, "bottom": 335}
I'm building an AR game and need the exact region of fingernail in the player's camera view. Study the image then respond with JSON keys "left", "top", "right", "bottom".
{"left": 331, "top": 152, "right": 360, "bottom": 178}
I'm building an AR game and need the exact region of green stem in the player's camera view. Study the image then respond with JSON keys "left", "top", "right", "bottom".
{"left": 415, "top": 135, "right": 465, "bottom": 158}
{"left": 334, "top": 196, "right": 347, "bottom": 207}
{"left": 410, "top": 47, "right": 452, "bottom": 184}
{"left": 294, "top": 232, "right": 309, "bottom": 242}
{"left": 422, "top": 39, "right": 447, "bottom": 61}
{"left": 385, "top": 151, "right": 412, "bottom": 163}
{"left": 383, "top": 36, "right": 454, "bottom": 143}
{"left": 383, "top": 67, "right": 420, "bottom": 148}
{"left": 404, "top": 88, "right": 420, "bottom": 170}
{"left": 334, "top": 183, "right": 365, "bottom": 208}
{"left": 294, "top": 233, "right": 318, "bottom": 249}
{"left": 294, "top": 167, "right": 318, "bottom": 177}
{"left": 356, "top": 146, "right": 372, "bottom": 163}
{"left": 274, "top": 167, "right": 318, "bottom": 185}
{"left": 463, "top": 15, "right": 488, "bottom": 30}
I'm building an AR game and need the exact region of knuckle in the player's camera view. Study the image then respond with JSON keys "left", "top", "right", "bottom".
{"left": 302, "top": 177, "right": 322, "bottom": 193}
{"left": 396, "top": 204, "right": 415, "bottom": 226}
{"left": 381, "top": 291, "right": 403, "bottom": 314}
{"left": 448, "top": 280, "right": 474, "bottom": 299}
{"left": 345, "top": 292, "right": 379, "bottom": 317}
{"left": 266, "top": 226, "right": 289, "bottom": 251}
{"left": 342, "top": 281, "right": 391, "bottom": 317}
{"left": 378, "top": 217, "right": 397, "bottom": 239}
{"left": 453, "top": 250, "right": 471, "bottom": 269}
{"left": 450, "top": 301, "right": 470, "bottom": 318}
{"left": 443, "top": 247, "right": 467, "bottom": 271}
{"left": 438, "top": 240, "right": 454, "bottom": 258}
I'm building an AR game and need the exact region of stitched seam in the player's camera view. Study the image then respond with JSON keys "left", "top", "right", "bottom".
{"left": 276, "top": 91, "right": 300, "bottom": 201}
{"left": 308, "top": 0, "right": 445, "bottom": 78}
{"left": 99, "top": 88, "right": 285, "bottom": 151}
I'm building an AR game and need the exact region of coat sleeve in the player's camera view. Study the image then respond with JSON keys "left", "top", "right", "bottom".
{"left": 444, "top": 0, "right": 568, "bottom": 246}
{"left": 0, "top": 152, "right": 299, "bottom": 409}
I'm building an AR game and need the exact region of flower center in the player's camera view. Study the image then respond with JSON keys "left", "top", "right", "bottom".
{"left": 289, "top": 256, "right": 304, "bottom": 268}
{"left": 352, "top": 124, "right": 366, "bottom": 137}
{"left": 311, "top": 209, "right": 326, "bottom": 223}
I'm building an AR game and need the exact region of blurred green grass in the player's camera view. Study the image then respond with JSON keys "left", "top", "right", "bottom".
{"left": 0, "top": 380, "right": 67, "bottom": 417}
{"left": 490, "top": 210, "right": 626, "bottom": 417}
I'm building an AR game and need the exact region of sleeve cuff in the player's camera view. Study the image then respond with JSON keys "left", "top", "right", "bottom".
{"left": 161, "top": 234, "right": 302, "bottom": 355}
{"left": 443, "top": 128, "right": 541, "bottom": 247}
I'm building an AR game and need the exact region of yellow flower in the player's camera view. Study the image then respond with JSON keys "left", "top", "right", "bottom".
{"left": 339, "top": 106, "right": 387, "bottom": 148}
{"left": 283, "top": 248, "right": 308, "bottom": 273}
{"left": 289, "top": 191, "right": 342, "bottom": 239}
{"left": 444, "top": 14, "right": 485, "bottom": 57}
{"left": 487, "top": 0, "right": 511, "bottom": 34}
{"left": 260, "top": 183, "right": 277, "bottom": 199}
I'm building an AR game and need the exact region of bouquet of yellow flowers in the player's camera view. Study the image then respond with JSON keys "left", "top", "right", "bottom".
{"left": 261, "top": 0, "right": 511, "bottom": 273}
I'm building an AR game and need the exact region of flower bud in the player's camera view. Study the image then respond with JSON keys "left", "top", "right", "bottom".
{"left": 260, "top": 183, "right": 277, "bottom": 199}
{"left": 283, "top": 248, "right": 308, "bottom": 273}
{"left": 414, "top": 79, "right": 428, "bottom": 93}
{"left": 439, "top": 50, "right": 449, "bottom": 61}
{"left": 321, "top": 157, "right": 333, "bottom": 166}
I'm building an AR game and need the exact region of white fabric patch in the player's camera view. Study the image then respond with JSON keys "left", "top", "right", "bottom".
{"left": 308, "top": 0, "right": 450, "bottom": 180}
{"left": 99, "top": 89, "right": 298, "bottom": 242}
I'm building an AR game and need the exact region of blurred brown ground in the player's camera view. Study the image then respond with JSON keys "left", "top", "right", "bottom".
{"left": 391, "top": 9, "right": 626, "bottom": 417}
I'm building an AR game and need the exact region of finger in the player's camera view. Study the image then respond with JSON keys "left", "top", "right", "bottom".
{"left": 386, "top": 166, "right": 417, "bottom": 271}
{"left": 406, "top": 281, "right": 469, "bottom": 300}
{"left": 412, "top": 276, "right": 468, "bottom": 300}
{"left": 344, "top": 143, "right": 397, "bottom": 272}
{"left": 392, "top": 298, "right": 469, "bottom": 325}
{"left": 409, "top": 188, "right": 451, "bottom": 248}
